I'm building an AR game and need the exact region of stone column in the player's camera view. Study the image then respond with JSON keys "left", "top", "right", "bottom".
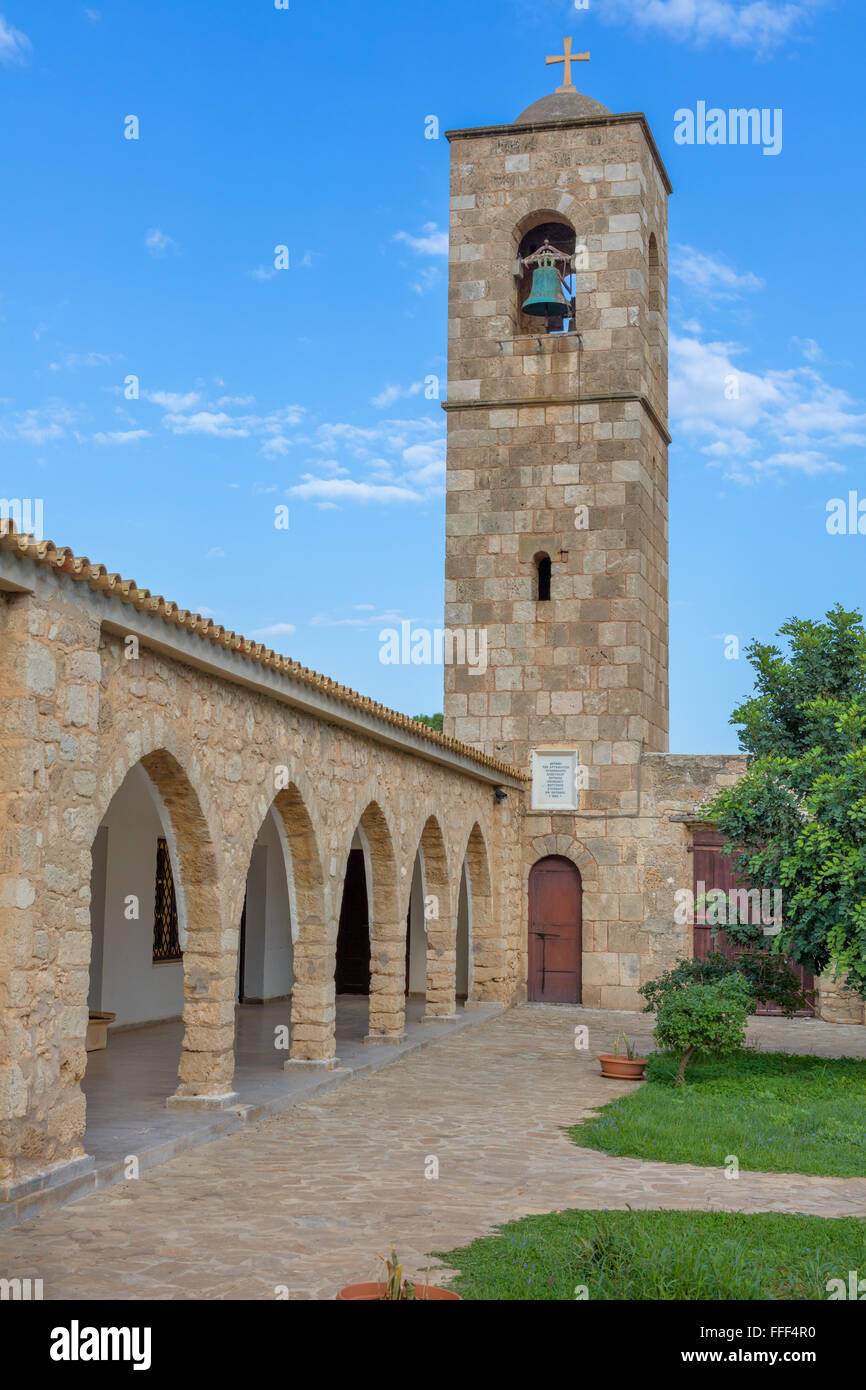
{"left": 167, "top": 945, "right": 240, "bottom": 1109}
{"left": 423, "top": 910, "right": 457, "bottom": 1020}
{"left": 366, "top": 920, "right": 407, "bottom": 1043}
{"left": 287, "top": 934, "right": 338, "bottom": 1069}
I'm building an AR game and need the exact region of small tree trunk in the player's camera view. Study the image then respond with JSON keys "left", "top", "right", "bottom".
{"left": 675, "top": 1047, "right": 696, "bottom": 1088}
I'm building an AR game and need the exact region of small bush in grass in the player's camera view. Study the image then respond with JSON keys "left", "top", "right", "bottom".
{"left": 639, "top": 950, "right": 808, "bottom": 1017}
{"left": 653, "top": 974, "right": 751, "bottom": 1086}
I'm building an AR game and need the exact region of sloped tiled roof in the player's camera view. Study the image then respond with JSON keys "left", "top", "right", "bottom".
{"left": 0, "top": 524, "right": 526, "bottom": 782}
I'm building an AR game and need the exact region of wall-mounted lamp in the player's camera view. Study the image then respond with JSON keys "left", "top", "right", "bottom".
{"left": 494, "top": 787, "right": 508, "bottom": 805}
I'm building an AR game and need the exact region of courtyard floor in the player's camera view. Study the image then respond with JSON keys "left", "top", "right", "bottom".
{"left": 2, "top": 1005, "right": 865, "bottom": 1299}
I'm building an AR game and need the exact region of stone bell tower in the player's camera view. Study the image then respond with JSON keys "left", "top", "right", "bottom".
{"left": 442, "top": 51, "right": 671, "bottom": 814}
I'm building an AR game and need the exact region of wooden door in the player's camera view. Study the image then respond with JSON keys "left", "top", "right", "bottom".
{"left": 335, "top": 848, "right": 371, "bottom": 994}
{"left": 692, "top": 826, "right": 814, "bottom": 1016}
{"left": 528, "top": 857, "right": 582, "bottom": 1003}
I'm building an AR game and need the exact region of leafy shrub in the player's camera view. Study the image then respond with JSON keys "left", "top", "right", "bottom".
{"left": 639, "top": 950, "right": 808, "bottom": 1017}
{"left": 653, "top": 974, "right": 752, "bottom": 1086}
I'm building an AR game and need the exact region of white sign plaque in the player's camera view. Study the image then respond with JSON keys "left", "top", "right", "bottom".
{"left": 531, "top": 749, "right": 580, "bottom": 811}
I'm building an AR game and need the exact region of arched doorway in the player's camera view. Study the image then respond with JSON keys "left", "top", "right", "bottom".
{"left": 528, "top": 856, "right": 582, "bottom": 1003}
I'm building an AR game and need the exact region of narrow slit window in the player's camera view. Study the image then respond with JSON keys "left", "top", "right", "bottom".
{"left": 648, "top": 233, "right": 661, "bottom": 313}
{"left": 536, "top": 554, "right": 552, "bottom": 602}
{"left": 153, "top": 837, "right": 182, "bottom": 962}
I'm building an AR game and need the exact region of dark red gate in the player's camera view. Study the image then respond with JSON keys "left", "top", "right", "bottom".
{"left": 692, "top": 826, "right": 814, "bottom": 1016}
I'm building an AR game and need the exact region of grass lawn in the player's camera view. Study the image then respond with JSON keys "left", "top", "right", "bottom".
{"left": 569, "top": 1048, "right": 866, "bottom": 1176}
{"left": 437, "top": 1208, "right": 866, "bottom": 1300}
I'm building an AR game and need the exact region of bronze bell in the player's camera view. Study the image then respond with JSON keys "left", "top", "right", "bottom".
{"left": 522, "top": 260, "right": 569, "bottom": 319}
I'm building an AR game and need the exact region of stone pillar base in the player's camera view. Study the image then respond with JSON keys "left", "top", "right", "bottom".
{"left": 0, "top": 1153, "right": 95, "bottom": 1206}
{"left": 816, "top": 974, "right": 866, "bottom": 1025}
{"left": 284, "top": 1057, "right": 341, "bottom": 1072}
{"left": 166, "top": 1091, "right": 240, "bottom": 1111}
{"left": 422, "top": 1013, "right": 458, "bottom": 1024}
{"left": 363, "top": 1033, "right": 406, "bottom": 1046}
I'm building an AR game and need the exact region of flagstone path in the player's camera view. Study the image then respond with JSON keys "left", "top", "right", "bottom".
{"left": 2, "top": 1006, "right": 864, "bottom": 1299}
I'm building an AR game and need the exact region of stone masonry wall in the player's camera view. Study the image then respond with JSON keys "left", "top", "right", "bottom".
{"left": 0, "top": 562, "right": 523, "bottom": 1195}
{"left": 521, "top": 752, "right": 748, "bottom": 1010}
{"left": 443, "top": 113, "right": 671, "bottom": 780}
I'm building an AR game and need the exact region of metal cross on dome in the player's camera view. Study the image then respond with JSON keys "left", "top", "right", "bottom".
{"left": 546, "top": 36, "right": 590, "bottom": 94}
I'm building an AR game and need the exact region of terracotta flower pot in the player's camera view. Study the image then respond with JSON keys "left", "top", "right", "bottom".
{"left": 598, "top": 1053, "right": 648, "bottom": 1080}
{"left": 336, "top": 1281, "right": 461, "bottom": 1301}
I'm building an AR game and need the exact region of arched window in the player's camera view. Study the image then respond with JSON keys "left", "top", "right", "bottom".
{"left": 536, "top": 553, "right": 552, "bottom": 602}
{"left": 516, "top": 221, "right": 576, "bottom": 335}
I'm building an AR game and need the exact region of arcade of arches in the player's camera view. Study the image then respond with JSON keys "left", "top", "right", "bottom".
{"left": 0, "top": 534, "right": 527, "bottom": 1200}
{"left": 1, "top": 531, "right": 861, "bottom": 1207}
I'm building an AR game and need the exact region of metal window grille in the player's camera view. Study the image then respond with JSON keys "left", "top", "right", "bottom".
{"left": 153, "top": 837, "right": 182, "bottom": 962}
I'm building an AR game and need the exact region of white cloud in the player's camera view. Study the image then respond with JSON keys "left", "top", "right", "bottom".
{"left": 311, "top": 607, "right": 403, "bottom": 628}
{"left": 145, "top": 227, "right": 177, "bottom": 257}
{"left": 601, "top": 0, "right": 825, "bottom": 53}
{"left": 204, "top": 546, "right": 225, "bottom": 560}
{"left": 0, "top": 404, "right": 75, "bottom": 445}
{"left": 93, "top": 429, "right": 150, "bottom": 445}
{"left": 671, "top": 246, "right": 765, "bottom": 301}
{"left": 402, "top": 439, "right": 445, "bottom": 485}
{"left": 146, "top": 390, "right": 202, "bottom": 411}
{"left": 671, "top": 330, "right": 865, "bottom": 482}
{"left": 290, "top": 416, "right": 446, "bottom": 506}
{"left": 49, "top": 351, "right": 119, "bottom": 372}
{"left": 249, "top": 265, "right": 277, "bottom": 281}
{"left": 410, "top": 266, "right": 441, "bottom": 296}
{"left": 289, "top": 477, "right": 425, "bottom": 504}
{"left": 0, "top": 16, "right": 31, "bottom": 64}
{"left": 792, "top": 336, "right": 823, "bottom": 362}
{"left": 163, "top": 411, "right": 249, "bottom": 438}
{"left": 394, "top": 222, "right": 448, "bottom": 256}
{"left": 147, "top": 390, "right": 304, "bottom": 453}
{"left": 370, "top": 382, "right": 423, "bottom": 408}
{"left": 250, "top": 622, "right": 296, "bottom": 640}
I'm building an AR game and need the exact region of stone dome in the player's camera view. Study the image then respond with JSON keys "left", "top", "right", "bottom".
{"left": 513, "top": 90, "right": 610, "bottom": 125}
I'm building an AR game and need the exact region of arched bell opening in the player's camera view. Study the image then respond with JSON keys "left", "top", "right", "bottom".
{"left": 516, "top": 219, "right": 577, "bottom": 336}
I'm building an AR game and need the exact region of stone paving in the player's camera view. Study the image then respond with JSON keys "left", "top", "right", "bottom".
{"left": 1, "top": 1006, "right": 864, "bottom": 1300}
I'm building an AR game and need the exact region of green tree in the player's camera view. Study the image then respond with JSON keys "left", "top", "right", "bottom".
{"left": 412, "top": 713, "right": 444, "bottom": 732}
{"left": 653, "top": 974, "right": 752, "bottom": 1087}
{"left": 703, "top": 605, "right": 866, "bottom": 999}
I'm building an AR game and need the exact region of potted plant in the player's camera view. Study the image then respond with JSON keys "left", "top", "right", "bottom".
{"left": 598, "top": 1030, "right": 649, "bottom": 1080}
{"left": 336, "top": 1247, "right": 461, "bottom": 1301}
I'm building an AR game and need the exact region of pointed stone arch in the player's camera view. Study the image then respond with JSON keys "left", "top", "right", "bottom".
{"left": 335, "top": 799, "right": 405, "bottom": 1043}
{"left": 90, "top": 743, "right": 232, "bottom": 1108}
{"left": 263, "top": 782, "right": 328, "bottom": 1063}
{"left": 136, "top": 749, "right": 235, "bottom": 1105}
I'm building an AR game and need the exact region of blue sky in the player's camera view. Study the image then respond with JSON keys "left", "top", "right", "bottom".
{"left": 1, "top": 0, "right": 864, "bottom": 753}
